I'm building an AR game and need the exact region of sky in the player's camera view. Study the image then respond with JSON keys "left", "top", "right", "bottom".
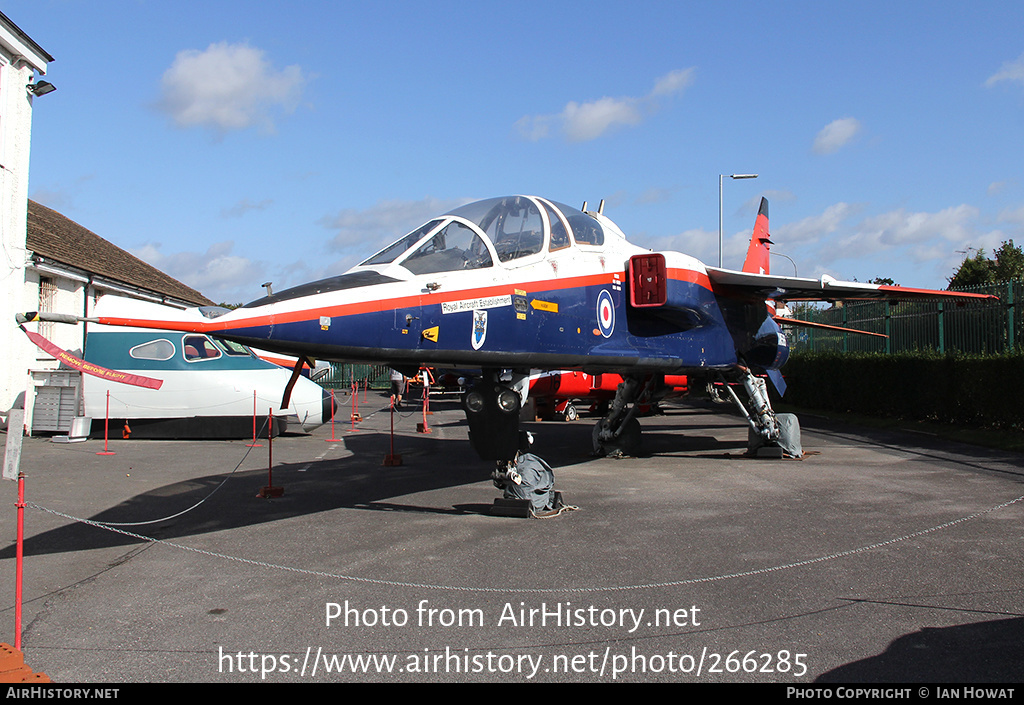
{"left": 14, "top": 1, "right": 1024, "bottom": 304}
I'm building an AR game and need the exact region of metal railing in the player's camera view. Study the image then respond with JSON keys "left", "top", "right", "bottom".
{"left": 787, "top": 280, "right": 1021, "bottom": 355}
{"left": 318, "top": 363, "right": 392, "bottom": 390}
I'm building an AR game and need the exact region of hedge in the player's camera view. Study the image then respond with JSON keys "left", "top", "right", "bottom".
{"left": 779, "top": 351, "right": 1024, "bottom": 431}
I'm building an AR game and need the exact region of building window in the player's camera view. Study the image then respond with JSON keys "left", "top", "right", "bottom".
{"left": 38, "top": 276, "right": 57, "bottom": 343}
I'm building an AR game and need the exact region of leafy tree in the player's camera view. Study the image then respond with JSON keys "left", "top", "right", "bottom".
{"left": 948, "top": 250, "right": 993, "bottom": 289}
{"left": 948, "top": 240, "right": 1024, "bottom": 289}
{"left": 993, "top": 239, "right": 1024, "bottom": 283}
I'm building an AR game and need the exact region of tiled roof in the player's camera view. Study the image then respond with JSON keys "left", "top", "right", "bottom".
{"left": 26, "top": 200, "right": 213, "bottom": 306}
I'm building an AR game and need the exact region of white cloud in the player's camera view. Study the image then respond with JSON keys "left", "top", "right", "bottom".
{"left": 561, "top": 97, "right": 643, "bottom": 142}
{"left": 221, "top": 198, "right": 273, "bottom": 218}
{"left": 812, "top": 117, "right": 862, "bottom": 155}
{"left": 320, "top": 196, "right": 473, "bottom": 252}
{"left": 627, "top": 198, "right": 1012, "bottom": 287}
{"left": 515, "top": 68, "right": 695, "bottom": 143}
{"left": 774, "top": 202, "right": 858, "bottom": 244}
{"left": 998, "top": 205, "right": 1024, "bottom": 225}
{"left": 765, "top": 203, "right": 996, "bottom": 286}
{"left": 815, "top": 205, "right": 1005, "bottom": 284}
{"left": 635, "top": 187, "right": 673, "bottom": 205}
{"left": 985, "top": 52, "right": 1024, "bottom": 88}
{"left": 847, "top": 205, "right": 979, "bottom": 252}
{"left": 738, "top": 190, "right": 796, "bottom": 216}
{"left": 157, "top": 42, "right": 307, "bottom": 134}
{"left": 639, "top": 227, "right": 720, "bottom": 264}
{"left": 651, "top": 68, "right": 695, "bottom": 97}
{"left": 513, "top": 114, "right": 552, "bottom": 141}
{"left": 133, "top": 240, "right": 264, "bottom": 303}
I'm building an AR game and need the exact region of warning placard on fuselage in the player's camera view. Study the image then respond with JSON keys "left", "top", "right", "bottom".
{"left": 441, "top": 295, "right": 512, "bottom": 315}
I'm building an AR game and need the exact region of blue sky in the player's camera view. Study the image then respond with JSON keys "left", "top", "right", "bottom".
{"left": 16, "top": 1, "right": 1024, "bottom": 303}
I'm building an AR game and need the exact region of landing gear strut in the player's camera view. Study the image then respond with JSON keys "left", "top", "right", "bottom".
{"left": 592, "top": 375, "right": 657, "bottom": 457}
{"left": 716, "top": 367, "right": 779, "bottom": 443}
{"left": 463, "top": 369, "right": 528, "bottom": 461}
{"left": 712, "top": 366, "right": 802, "bottom": 457}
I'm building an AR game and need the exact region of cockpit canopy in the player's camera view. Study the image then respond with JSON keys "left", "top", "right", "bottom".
{"left": 354, "top": 196, "right": 607, "bottom": 276}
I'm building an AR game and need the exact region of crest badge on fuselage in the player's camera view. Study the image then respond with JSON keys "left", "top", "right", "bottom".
{"left": 472, "top": 309, "right": 487, "bottom": 350}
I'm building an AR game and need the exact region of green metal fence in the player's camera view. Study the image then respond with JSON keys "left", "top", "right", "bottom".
{"left": 789, "top": 280, "right": 1021, "bottom": 354}
{"left": 318, "top": 363, "right": 392, "bottom": 390}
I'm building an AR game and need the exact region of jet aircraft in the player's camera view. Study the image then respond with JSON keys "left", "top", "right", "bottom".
{"left": 528, "top": 370, "right": 688, "bottom": 422}
{"left": 17, "top": 195, "right": 995, "bottom": 460}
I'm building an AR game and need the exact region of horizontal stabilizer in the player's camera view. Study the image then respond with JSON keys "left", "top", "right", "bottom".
{"left": 773, "top": 316, "right": 888, "bottom": 338}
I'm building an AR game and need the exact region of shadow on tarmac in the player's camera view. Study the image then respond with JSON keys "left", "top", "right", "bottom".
{"left": 3, "top": 424, "right": 489, "bottom": 558}
{"left": 815, "top": 616, "right": 1024, "bottom": 682}
{"left": 5, "top": 401, "right": 755, "bottom": 559}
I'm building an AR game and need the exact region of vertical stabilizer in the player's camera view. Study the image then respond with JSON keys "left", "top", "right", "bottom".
{"left": 741, "top": 197, "right": 772, "bottom": 275}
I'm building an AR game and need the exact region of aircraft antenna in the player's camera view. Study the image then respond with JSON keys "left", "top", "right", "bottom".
{"left": 581, "top": 201, "right": 588, "bottom": 213}
{"left": 598, "top": 199, "right": 605, "bottom": 215}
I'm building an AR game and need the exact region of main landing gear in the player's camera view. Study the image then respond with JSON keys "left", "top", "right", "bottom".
{"left": 709, "top": 366, "right": 802, "bottom": 458}
{"left": 592, "top": 375, "right": 658, "bottom": 458}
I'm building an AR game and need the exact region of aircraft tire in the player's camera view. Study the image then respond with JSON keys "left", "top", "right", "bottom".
{"left": 563, "top": 404, "right": 579, "bottom": 422}
{"left": 592, "top": 417, "right": 641, "bottom": 457}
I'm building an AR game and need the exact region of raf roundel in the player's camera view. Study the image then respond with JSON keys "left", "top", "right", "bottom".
{"left": 596, "top": 289, "right": 615, "bottom": 338}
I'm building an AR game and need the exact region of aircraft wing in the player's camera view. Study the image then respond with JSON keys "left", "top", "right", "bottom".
{"left": 705, "top": 268, "right": 998, "bottom": 303}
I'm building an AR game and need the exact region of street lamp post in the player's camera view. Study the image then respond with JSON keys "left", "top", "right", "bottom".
{"left": 719, "top": 173, "right": 758, "bottom": 267}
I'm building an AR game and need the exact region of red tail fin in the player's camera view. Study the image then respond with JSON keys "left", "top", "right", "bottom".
{"left": 741, "top": 197, "right": 772, "bottom": 275}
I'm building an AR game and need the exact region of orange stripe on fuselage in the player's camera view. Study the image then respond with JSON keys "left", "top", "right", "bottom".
{"left": 99, "top": 267, "right": 715, "bottom": 334}
{"left": 666, "top": 267, "right": 713, "bottom": 291}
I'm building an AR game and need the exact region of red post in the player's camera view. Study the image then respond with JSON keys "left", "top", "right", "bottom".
{"left": 325, "top": 390, "right": 342, "bottom": 442}
{"left": 422, "top": 384, "right": 429, "bottom": 431}
{"left": 383, "top": 396, "right": 402, "bottom": 465}
{"left": 14, "top": 472, "right": 24, "bottom": 650}
{"left": 258, "top": 409, "right": 283, "bottom": 498}
{"left": 247, "top": 390, "right": 262, "bottom": 447}
{"left": 417, "top": 373, "right": 431, "bottom": 434}
{"left": 349, "top": 381, "right": 361, "bottom": 432}
{"left": 96, "top": 390, "right": 115, "bottom": 455}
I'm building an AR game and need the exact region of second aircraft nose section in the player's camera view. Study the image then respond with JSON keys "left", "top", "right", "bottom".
{"left": 283, "top": 377, "right": 334, "bottom": 432}
{"left": 314, "top": 387, "right": 334, "bottom": 431}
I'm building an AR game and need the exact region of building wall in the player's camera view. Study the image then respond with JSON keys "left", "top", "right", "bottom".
{"left": 16, "top": 266, "right": 201, "bottom": 432}
{"left": 0, "top": 48, "right": 38, "bottom": 416}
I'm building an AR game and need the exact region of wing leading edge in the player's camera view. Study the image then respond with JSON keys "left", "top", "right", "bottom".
{"left": 706, "top": 268, "right": 998, "bottom": 303}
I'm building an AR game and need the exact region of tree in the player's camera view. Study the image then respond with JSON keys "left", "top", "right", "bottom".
{"left": 993, "top": 239, "right": 1024, "bottom": 283}
{"left": 948, "top": 240, "right": 1024, "bottom": 289}
{"left": 948, "top": 249, "right": 993, "bottom": 289}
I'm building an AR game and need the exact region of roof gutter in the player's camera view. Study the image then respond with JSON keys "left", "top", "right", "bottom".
{"left": 28, "top": 256, "right": 193, "bottom": 310}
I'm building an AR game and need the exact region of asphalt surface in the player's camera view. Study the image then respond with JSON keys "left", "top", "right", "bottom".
{"left": 0, "top": 393, "right": 1022, "bottom": 684}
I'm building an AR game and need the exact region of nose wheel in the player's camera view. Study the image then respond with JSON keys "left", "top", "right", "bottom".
{"left": 462, "top": 369, "right": 528, "bottom": 461}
